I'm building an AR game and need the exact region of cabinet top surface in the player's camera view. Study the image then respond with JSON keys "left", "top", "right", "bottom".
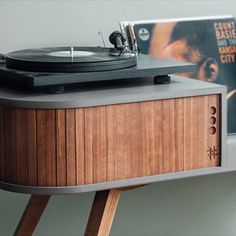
{"left": 0, "top": 76, "right": 226, "bottom": 109}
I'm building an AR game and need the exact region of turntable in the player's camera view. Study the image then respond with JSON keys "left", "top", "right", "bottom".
{"left": 0, "top": 31, "right": 196, "bottom": 93}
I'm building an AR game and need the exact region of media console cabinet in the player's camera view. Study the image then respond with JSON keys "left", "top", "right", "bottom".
{"left": 0, "top": 76, "right": 230, "bottom": 235}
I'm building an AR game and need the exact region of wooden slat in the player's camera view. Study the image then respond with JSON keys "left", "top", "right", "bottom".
{"left": 140, "top": 101, "right": 155, "bottom": 176}
{"left": 46, "top": 110, "right": 56, "bottom": 186}
{"left": 190, "top": 97, "right": 199, "bottom": 170}
{"left": 66, "top": 109, "right": 76, "bottom": 185}
{"left": 107, "top": 104, "right": 128, "bottom": 181}
{"left": 4, "top": 108, "right": 18, "bottom": 183}
{"left": 174, "top": 98, "right": 184, "bottom": 172}
{"left": 162, "top": 99, "right": 175, "bottom": 173}
{"left": 84, "top": 108, "right": 94, "bottom": 184}
{"left": 202, "top": 96, "right": 211, "bottom": 168}
{"left": 92, "top": 106, "right": 107, "bottom": 183}
{"left": 76, "top": 109, "right": 85, "bottom": 185}
{"left": 183, "top": 97, "right": 192, "bottom": 170}
{"left": 0, "top": 107, "right": 5, "bottom": 180}
{"left": 14, "top": 195, "right": 50, "bottom": 236}
{"left": 197, "top": 96, "right": 207, "bottom": 169}
{"left": 27, "top": 110, "right": 37, "bottom": 186}
{"left": 15, "top": 109, "right": 28, "bottom": 185}
{"left": 129, "top": 103, "right": 142, "bottom": 178}
{"left": 37, "top": 110, "right": 48, "bottom": 186}
{"left": 56, "top": 110, "right": 66, "bottom": 186}
{"left": 84, "top": 190, "right": 120, "bottom": 236}
{"left": 153, "top": 100, "right": 162, "bottom": 175}
{"left": 106, "top": 105, "right": 116, "bottom": 182}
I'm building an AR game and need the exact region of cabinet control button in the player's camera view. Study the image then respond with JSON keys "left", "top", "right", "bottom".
{"left": 209, "top": 126, "right": 216, "bottom": 135}
{"left": 210, "top": 106, "right": 216, "bottom": 115}
{"left": 210, "top": 116, "right": 216, "bottom": 125}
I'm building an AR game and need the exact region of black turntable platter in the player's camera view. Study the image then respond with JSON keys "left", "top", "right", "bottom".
{"left": 5, "top": 47, "right": 137, "bottom": 72}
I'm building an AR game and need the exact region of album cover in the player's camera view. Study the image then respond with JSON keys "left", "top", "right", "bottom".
{"left": 120, "top": 16, "right": 236, "bottom": 134}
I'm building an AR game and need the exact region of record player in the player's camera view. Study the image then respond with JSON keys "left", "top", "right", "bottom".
{"left": 0, "top": 31, "right": 196, "bottom": 93}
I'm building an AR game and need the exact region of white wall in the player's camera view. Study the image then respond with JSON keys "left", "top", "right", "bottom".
{"left": 1, "top": 1, "right": 236, "bottom": 235}
{"left": 0, "top": 1, "right": 235, "bottom": 53}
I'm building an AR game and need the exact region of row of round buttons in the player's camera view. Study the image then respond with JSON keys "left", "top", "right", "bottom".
{"left": 209, "top": 106, "right": 217, "bottom": 135}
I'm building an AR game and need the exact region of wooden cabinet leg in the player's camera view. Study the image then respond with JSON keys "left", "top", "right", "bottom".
{"left": 84, "top": 189, "right": 121, "bottom": 236}
{"left": 14, "top": 195, "right": 50, "bottom": 236}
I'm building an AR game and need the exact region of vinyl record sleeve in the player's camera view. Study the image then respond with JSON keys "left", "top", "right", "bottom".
{"left": 121, "top": 16, "right": 236, "bottom": 134}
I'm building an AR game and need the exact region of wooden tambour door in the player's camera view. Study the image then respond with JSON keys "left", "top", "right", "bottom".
{"left": 0, "top": 94, "right": 221, "bottom": 187}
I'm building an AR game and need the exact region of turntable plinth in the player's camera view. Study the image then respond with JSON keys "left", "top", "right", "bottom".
{"left": 0, "top": 76, "right": 227, "bottom": 235}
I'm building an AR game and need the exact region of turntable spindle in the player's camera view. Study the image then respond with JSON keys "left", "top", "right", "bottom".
{"left": 70, "top": 46, "right": 74, "bottom": 58}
